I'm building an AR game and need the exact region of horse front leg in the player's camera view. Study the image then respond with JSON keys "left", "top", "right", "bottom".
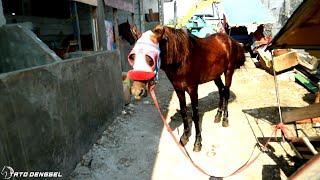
{"left": 175, "top": 89, "right": 191, "bottom": 146}
{"left": 214, "top": 77, "right": 224, "bottom": 123}
{"left": 188, "top": 86, "right": 202, "bottom": 152}
{"left": 222, "top": 87, "right": 230, "bottom": 127}
{"left": 222, "top": 70, "right": 234, "bottom": 127}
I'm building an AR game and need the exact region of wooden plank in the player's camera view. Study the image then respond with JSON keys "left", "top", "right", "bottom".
{"left": 302, "top": 137, "right": 318, "bottom": 155}
{"left": 273, "top": 51, "right": 299, "bottom": 72}
{"left": 296, "top": 117, "right": 320, "bottom": 124}
{"left": 290, "top": 154, "right": 320, "bottom": 179}
{"left": 282, "top": 103, "right": 320, "bottom": 123}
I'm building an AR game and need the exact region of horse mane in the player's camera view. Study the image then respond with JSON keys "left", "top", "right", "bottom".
{"left": 159, "top": 26, "right": 190, "bottom": 65}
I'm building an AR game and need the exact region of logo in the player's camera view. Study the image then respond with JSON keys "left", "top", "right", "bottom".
{"left": 1, "top": 166, "right": 62, "bottom": 179}
{"left": 1, "top": 166, "right": 14, "bottom": 179}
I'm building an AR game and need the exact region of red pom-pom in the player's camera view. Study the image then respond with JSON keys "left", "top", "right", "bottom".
{"left": 127, "top": 70, "right": 155, "bottom": 81}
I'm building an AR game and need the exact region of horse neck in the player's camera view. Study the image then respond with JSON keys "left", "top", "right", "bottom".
{"left": 160, "top": 29, "right": 191, "bottom": 67}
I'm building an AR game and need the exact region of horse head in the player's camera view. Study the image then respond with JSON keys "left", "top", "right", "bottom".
{"left": 119, "top": 21, "right": 142, "bottom": 45}
{"left": 127, "top": 25, "right": 165, "bottom": 100}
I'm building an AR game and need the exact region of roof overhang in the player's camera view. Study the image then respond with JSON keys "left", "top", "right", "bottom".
{"left": 73, "top": 0, "right": 135, "bottom": 13}
{"left": 73, "top": 0, "right": 97, "bottom": 6}
{"left": 269, "top": 0, "right": 320, "bottom": 50}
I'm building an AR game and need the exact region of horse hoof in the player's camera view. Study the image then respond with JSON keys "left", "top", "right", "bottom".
{"left": 193, "top": 143, "right": 202, "bottom": 152}
{"left": 180, "top": 136, "right": 189, "bottom": 146}
{"left": 214, "top": 116, "right": 221, "bottom": 123}
{"left": 222, "top": 119, "right": 229, "bottom": 127}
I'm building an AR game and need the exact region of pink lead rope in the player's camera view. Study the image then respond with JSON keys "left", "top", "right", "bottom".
{"left": 148, "top": 84, "right": 289, "bottom": 178}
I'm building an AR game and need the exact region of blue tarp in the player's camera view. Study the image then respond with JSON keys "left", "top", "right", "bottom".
{"left": 221, "top": 0, "right": 275, "bottom": 26}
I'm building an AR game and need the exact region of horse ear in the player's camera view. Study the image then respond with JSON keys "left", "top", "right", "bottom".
{"left": 152, "top": 25, "right": 165, "bottom": 42}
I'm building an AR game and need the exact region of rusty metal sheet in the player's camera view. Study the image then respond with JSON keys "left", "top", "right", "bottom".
{"left": 104, "top": 0, "right": 134, "bottom": 13}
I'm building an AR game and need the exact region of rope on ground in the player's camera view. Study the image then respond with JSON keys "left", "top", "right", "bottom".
{"left": 149, "top": 84, "right": 290, "bottom": 178}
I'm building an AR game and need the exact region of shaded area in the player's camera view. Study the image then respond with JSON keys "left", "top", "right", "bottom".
{"left": 70, "top": 71, "right": 173, "bottom": 179}
{"left": 243, "top": 107, "right": 308, "bottom": 178}
{"left": 243, "top": 106, "right": 299, "bottom": 124}
{"left": 262, "top": 165, "right": 281, "bottom": 180}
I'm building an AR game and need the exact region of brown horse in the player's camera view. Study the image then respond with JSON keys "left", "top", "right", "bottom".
{"left": 119, "top": 20, "right": 142, "bottom": 45}
{"left": 127, "top": 25, "right": 245, "bottom": 152}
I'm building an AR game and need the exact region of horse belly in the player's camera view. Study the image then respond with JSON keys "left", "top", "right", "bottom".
{"left": 198, "top": 63, "right": 225, "bottom": 84}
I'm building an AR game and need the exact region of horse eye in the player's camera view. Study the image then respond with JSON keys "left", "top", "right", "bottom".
{"left": 129, "top": 54, "right": 135, "bottom": 62}
{"left": 146, "top": 55, "right": 154, "bottom": 66}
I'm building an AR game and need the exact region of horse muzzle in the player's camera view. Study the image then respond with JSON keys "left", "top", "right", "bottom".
{"left": 131, "top": 80, "right": 148, "bottom": 100}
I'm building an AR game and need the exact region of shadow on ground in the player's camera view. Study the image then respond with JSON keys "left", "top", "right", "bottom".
{"left": 242, "top": 106, "right": 300, "bottom": 124}
{"left": 169, "top": 90, "right": 236, "bottom": 132}
{"left": 242, "top": 107, "right": 307, "bottom": 179}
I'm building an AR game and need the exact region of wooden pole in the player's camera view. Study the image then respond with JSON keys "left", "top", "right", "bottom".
{"left": 97, "top": 0, "right": 108, "bottom": 50}
{"left": 113, "top": 8, "right": 120, "bottom": 49}
{"left": 131, "top": 13, "right": 135, "bottom": 25}
{"left": 90, "top": 6, "right": 99, "bottom": 51}
{"left": 73, "top": 2, "right": 82, "bottom": 51}
{"left": 139, "top": 0, "right": 145, "bottom": 32}
{"left": 158, "top": 0, "right": 164, "bottom": 25}
{"left": 174, "top": 0, "right": 177, "bottom": 27}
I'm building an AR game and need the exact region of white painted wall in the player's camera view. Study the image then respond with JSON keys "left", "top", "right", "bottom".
{"left": 0, "top": 0, "right": 6, "bottom": 26}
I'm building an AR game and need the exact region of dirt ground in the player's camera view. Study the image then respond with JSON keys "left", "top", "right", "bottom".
{"left": 71, "top": 55, "right": 318, "bottom": 180}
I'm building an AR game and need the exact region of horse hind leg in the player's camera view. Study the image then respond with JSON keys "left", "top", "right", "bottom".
{"left": 214, "top": 77, "right": 224, "bottom": 123}
{"left": 175, "top": 89, "right": 192, "bottom": 146}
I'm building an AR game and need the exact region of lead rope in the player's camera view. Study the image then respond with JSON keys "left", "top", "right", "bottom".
{"left": 271, "top": 53, "right": 286, "bottom": 142}
{"left": 148, "top": 84, "right": 289, "bottom": 178}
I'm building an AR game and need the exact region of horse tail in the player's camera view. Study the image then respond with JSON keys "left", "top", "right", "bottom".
{"left": 233, "top": 41, "right": 246, "bottom": 69}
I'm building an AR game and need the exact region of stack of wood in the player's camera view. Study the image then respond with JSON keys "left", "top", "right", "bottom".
{"left": 257, "top": 49, "right": 320, "bottom": 94}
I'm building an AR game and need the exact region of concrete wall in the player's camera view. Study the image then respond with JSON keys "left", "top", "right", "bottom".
{"left": 0, "top": 51, "right": 124, "bottom": 177}
{"left": 0, "top": 25, "right": 61, "bottom": 74}
{"left": 0, "top": 0, "right": 5, "bottom": 26}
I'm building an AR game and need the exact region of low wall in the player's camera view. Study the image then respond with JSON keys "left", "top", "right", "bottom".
{"left": 0, "top": 51, "right": 124, "bottom": 177}
{"left": 0, "top": 25, "right": 61, "bottom": 74}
